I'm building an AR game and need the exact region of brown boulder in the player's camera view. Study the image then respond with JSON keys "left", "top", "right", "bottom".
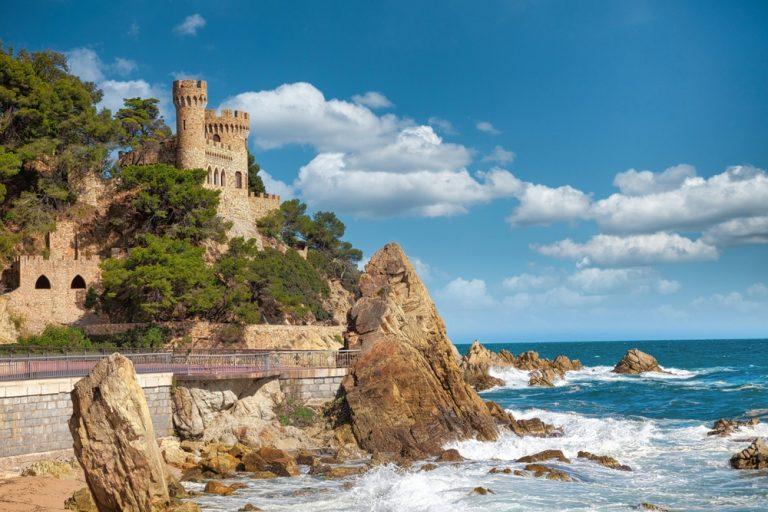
{"left": 341, "top": 243, "right": 498, "bottom": 456}
{"left": 65, "top": 488, "right": 97, "bottom": 512}
{"left": 577, "top": 451, "right": 631, "bottom": 471}
{"left": 308, "top": 463, "right": 366, "bottom": 478}
{"left": 437, "top": 449, "right": 464, "bottom": 462}
{"left": 472, "top": 487, "right": 494, "bottom": 495}
{"left": 613, "top": 349, "right": 664, "bottom": 374}
{"left": 528, "top": 368, "right": 561, "bottom": 387}
{"left": 204, "top": 481, "right": 243, "bottom": 495}
{"left": 516, "top": 449, "right": 570, "bottom": 463}
{"left": 241, "top": 447, "right": 299, "bottom": 476}
{"left": 201, "top": 451, "right": 238, "bottom": 476}
{"left": 523, "top": 463, "right": 572, "bottom": 481}
{"left": 69, "top": 354, "right": 170, "bottom": 512}
{"left": 460, "top": 341, "right": 506, "bottom": 391}
{"left": 730, "top": 437, "right": 768, "bottom": 469}
{"left": 484, "top": 400, "right": 563, "bottom": 437}
{"left": 708, "top": 417, "right": 759, "bottom": 437}
{"left": 488, "top": 467, "right": 512, "bottom": 474}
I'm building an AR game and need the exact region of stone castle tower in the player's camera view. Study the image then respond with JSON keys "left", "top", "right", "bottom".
{"left": 172, "top": 80, "right": 279, "bottom": 240}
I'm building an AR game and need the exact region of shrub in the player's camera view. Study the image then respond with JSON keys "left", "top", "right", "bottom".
{"left": 19, "top": 325, "right": 93, "bottom": 349}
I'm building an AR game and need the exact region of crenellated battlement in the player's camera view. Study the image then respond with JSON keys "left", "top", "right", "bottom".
{"left": 173, "top": 80, "right": 208, "bottom": 108}
{"left": 16, "top": 255, "right": 99, "bottom": 264}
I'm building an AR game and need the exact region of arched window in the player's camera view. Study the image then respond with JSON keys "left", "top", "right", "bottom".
{"left": 213, "top": 134, "right": 221, "bottom": 142}
{"left": 220, "top": 171, "right": 226, "bottom": 187}
{"left": 206, "top": 167, "right": 211, "bottom": 184}
{"left": 214, "top": 169, "right": 219, "bottom": 185}
{"left": 71, "top": 275, "right": 86, "bottom": 289}
{"left": 35, "top": 275, "right": 51, "bottom": 289}
{"left": 235, "top": 171, "right": 243, "bottom": 189}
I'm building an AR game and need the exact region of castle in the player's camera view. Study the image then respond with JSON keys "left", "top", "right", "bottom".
{"left": 0, "top": 81, "right": 282, "bottom": 340}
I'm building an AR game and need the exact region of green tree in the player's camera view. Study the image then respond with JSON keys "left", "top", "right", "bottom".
{"left": 111, "top": 164, "right": 228, "bottom": 245}
{"left": 247, "top": 151, "right": 266, "bottom": 195}
{"left": 0, "top": 146, "right": 21, "bottom": 203}
{"left": 116, "top": 98, "right": 171, "bottom": 149}
{"left": 211, "top": 237, "right": 262, "bottom": 323}
{"left": 99, "top": 235, "right": 222, "bottom": 322}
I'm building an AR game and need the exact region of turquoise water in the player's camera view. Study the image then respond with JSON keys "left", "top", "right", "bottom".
{"left": 191, "top": 339, "right": 768, "bottom": 511}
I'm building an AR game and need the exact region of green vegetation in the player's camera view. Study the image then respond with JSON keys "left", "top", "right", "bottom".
{"left": 115, "top": 98, "right": 171, "bottom": 148}
{"left": 275, "top": 395, "right": 316, "bottom": 427}
{"left": 247, "top": 151, "right": 265, "bottom": 195}
{"left": 12, "top": 324, "right": 170, "bottom": 351}
{"left": 18, "top": 325, "right": 93, "bottom": 349}
{"left": 109, "top": 164, "right": 228, "bottom": 245}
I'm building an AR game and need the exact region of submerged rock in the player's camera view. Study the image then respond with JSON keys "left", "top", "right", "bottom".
{"left": 730, "top": 437, "right": 768, "bottom": 469}
{"left": 708, "top": 417, "right": 760, "bottom": 437}
{"left": 437, "top": 449, "right": 465, "bottom": 462}
{"left": 612, "top": 349, "right": 664, "bottom": 374}
{"left": 472, "top": 486, "right": 495, "bottom": 495}
{"left": 577, "top": 451, "right": 632, "bottom": 471}
{"left": 69, "top": 353, "right": 170, "bottom": 512}
{"left": 341, "top": 243, "right": 498, "bottom": 456}
{"left": 521, "top": 463, "right": 572, "bottom": 481}
{"left": 637, "top": 504, "right": 669, "bottom": 511}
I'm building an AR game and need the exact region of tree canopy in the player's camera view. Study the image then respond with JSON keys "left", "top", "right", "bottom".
{"left": 115, "top": 97, "right": 171, "bottom": 149}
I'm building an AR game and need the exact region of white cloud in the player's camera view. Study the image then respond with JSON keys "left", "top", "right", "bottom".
{"left": 476, "top": 121, "right": 500, "bottom": 134}
{"left": 535, "top": 232, "right": 718, "bottom": 267}
{"left": 655, "top": 279, "right": 682, "bottom": 295}
{"left": 692, "top": 291, "right": 768, "bottom": 315}
{"left": 65, "top": 48, "right": 104, "bottom": 82}
{"left": 175, "top": 14, "right": 206, "bottom": 36}
{"left": 566, "top": 267, "right": 680, "bottom": 295}
{"left": 223, "top": 82, "right": 403, "bottom": 152}
{"left": 502, "top": 273, "right": 557, "bottom": 291}
{"left": 98, "top": 80, "right": 170, "bottom": 117}
{"left": 259, "top": 170, "right": 295, "bottom": 199}
{"left": 507, "top": 183, "right": 591, "bottom": 226}
{"left": 702, "top": 215, "right": 768, "bottom": 246}
{"left": 504, "top": 286, "right": 603, "bottom": 310}
{"left": 437, "top": 278, "right": 496, "bottom": 308}
{"left": 613, "top": 164, "right": 696, "bottom": 196}
{"left": 747, "top": 282, "right": 768, "bottom": 298}
{"left": 428, "top": 117, "right": 456, "bottom": 135}
{"left": 171, "top": 71, "right": 204, "bottom": 80}
{"left": 482, "top": 145, "right": 516, "bottom": 165}
{"left": 351, "top": 91, "right": 393, "bottom": 109}
{"left": 410, "top": 257, "right": 432, "bottom": 280}
{"left": 112, "top": 57, "right": 137, "bottom": 76}
{"left": 593, "top": 165, "right": 768, "bottom": 234}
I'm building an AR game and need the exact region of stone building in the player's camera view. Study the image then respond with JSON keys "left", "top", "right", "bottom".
{"left": 173, "top": 79, "right": 280, "bottom": 242}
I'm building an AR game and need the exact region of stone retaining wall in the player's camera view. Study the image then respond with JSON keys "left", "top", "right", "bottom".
{"left": 280, "top": 368, "right": 347, "bottom": 403}
{"left": 0, "top": 373, "right": 173, "bottom": 458}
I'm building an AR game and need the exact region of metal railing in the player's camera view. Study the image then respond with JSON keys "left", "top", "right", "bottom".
{"left": 0, "top": 348, "right": 360, "bottom": 382}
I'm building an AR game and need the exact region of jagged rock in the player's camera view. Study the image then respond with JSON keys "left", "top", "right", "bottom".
{"left": 516, "top": 449, "right": 570, "bottom": 463}
{"left": 69, "top": 353, "right": 170, "bottom": 512}
{"left": 241, "top": 446, "right": 299, "bottom": 476}
{"left": 577, "top": 451, "right": 632, "bottom": 471}
{"left": 239, "top": 505, "right": 262, "bottom": 512}
{"left": 730, "top": 437, "right": 768, "bottom": 469}
{"left": 638, "top": 504, "right": 669, "bottom": 511}
{"left": 472, "top": 487, "right": 494, "bottom": 495}
{"left": 437, "top": 449, "right": 464, "bottom": 462}
{"left": 708, "top": 417, "right": 760, "bottom": 437}
{"left": 613, "top": 349, "right": 664, "bottom": 374}
{"left": 341, "top": 243, "right": 498, "bottom": 456}
{"left": 484, "top": 400, "right": 563, "bottom": 438}
{"left": 296, "top": 449, "right": 319, "bottom": 466}
{"left": 65, "top": 488, "right": 97, "bottom": 512}
{"left": 420, "top": 463, "right": 438, "bottom": 471}
{"left": 523, "top": 463, "right": 572, "bottom": 481}
{"left": 21, "top": 459, "right": 78, "bottom": 478}
{"left": 308, "top": 463, "right": 367, "bottom": 478}
{"left": 488, "top": 467, "right": 512, "bottom": 474}
{"left": 528, "top": 368, "right": 559, "bottom": 387}
{"left": 460, "top": 340, "right": 506, "bottom": 391}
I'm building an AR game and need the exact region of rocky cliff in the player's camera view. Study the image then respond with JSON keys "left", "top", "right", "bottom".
{"left": 341, "top": 243, "right": 498, "bottom": 456}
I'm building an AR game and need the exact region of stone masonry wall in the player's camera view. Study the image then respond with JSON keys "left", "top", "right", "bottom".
{"left": 281, "top": 370, "right": 346, "bottom": 404}
{"left": 0, "top": 373, "right": 173, "bottom": 458}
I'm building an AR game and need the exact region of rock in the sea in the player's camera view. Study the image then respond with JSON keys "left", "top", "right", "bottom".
{"left": 460, "top": 340, "right": 505, "bottom": 391}
{"left": 472, "top": 486, "right": 494, "bottom": 495}
{"left": 730, "top": 437, "right": 768, "bottom": 469}
{"left": 516, "top": 449, "right": 570, "bottom": 463}
{"left": 577, "top": 451, "right": 631, "bottom": 471}
{"left": 203, "top": 481, "right": 245, "bottom": 496}
{"left": 69, "top": 353, "right": 170, "bottom": 512}
{"left": 341, "top": 243, "right": 498, "bottom": 456}
{"left": 637, "top": 504, "right": 669, "bottom": 511}
{"left": 522, "top": 463, "right": 572, "bottom": 481}
{"left": 613, "top": 349, "right": 664, "bottom": 374}
{"left": 708, "top": 417, "right": 759, "bottom": 437}
{"left": 528, "top": 368, "right": 559, "bottom": 387}
{"left": 437, "top": 448, "right": 464, "bottom": 462}
{"left": 485, "top": 400, "right": 563, "bottom": 438}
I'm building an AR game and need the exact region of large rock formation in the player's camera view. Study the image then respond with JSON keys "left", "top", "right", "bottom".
{"left": 460, "top": 341, "right": 505, "bottom": 391}
{"left": 341, "top": 243, "right": 498, "bottom": 456}
{"left": 612, "top": 349, "right": 664, "bottom": 374}
{"left": 69, "top": 354, "right": 170, "bottom": 512}
{"left": 730, "top": 438, "right": 768, "bottom": 469}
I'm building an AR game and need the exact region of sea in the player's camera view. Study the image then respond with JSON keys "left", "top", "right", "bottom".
{"left": 188, "top": 338, "right": 768, "bottom": 511}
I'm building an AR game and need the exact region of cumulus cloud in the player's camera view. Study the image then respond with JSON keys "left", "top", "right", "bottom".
{"left": 437, "top": 278, "right": 496, "bottom": 308}
{"left": 593, "top": 165, "right": 768, "bottom": 234}
{"left": 410, "top": 257, "right": 432, "bottom": 280}
{"left": 692, "top": 290, "right": 768, "bottom": 315}
{"left": 66, "top": 48, "right": 104, "bottom": 82}
{"left": 702, "top": 215, "right": 768, "bottom": 246}
{"left": 428, "top": 117, "right": 456, "bottom": 135}
{"left": 567, "top": 267, "right": 680, "bottom": 295}
{"left": 259, "top": 170, "right": 295, "bottom": 199}
{"left": 482, "top": 145, "right": 516, "bottom": 165}
{"left": 747, "top": 282, "right": 768, "bottom": 298}
{"left": 98, "top": 80, "right": 170, "bottom": 116}
{"left": 508, "top": 183, "right": 591, "bottom": 226}
{"left": 613, "top": 164, "right": 696, "bottom": 196}
{"left": 504, "top": 286, "right": 604, "bottom": 310}
{"left": 351, "top": 91, "right": 393, "bottom": 109}
{"left": 476, "top": 121, "right": 500, "bottom": 134}
{"left": 534, "top": 232, "right": 719, "bottom": 267}
{"left": 112, "top": 57, "right": 137, "bottom": 76}
{"left": 175, "top": 14, "right": 206, "bottom": 36}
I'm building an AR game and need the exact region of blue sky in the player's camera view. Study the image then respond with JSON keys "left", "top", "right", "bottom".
{"left": 2, "top": 0, "right": 767, "bottom": 342}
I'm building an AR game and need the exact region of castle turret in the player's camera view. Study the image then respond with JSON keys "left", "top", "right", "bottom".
{"left": 173, "top": 80, "right": 208, "bottom": 170}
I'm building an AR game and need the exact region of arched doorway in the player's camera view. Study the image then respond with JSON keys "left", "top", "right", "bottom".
{"left": 235, "top": 171, "right": 243, "bottom": 189}
{"left": 71, "top": 275, "right": 86, "bottom": 289}
{"left": 213, "top": 134, "right": 221, "bottom": 142}
{"left": 35, "top": 275, "right": 51, "bottom": 289}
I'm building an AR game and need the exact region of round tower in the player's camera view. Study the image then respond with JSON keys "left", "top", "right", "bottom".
{"left": 173, "top": 80, "right": 208, "bottom": 170}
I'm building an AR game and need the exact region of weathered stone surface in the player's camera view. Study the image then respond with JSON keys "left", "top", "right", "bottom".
{"left": 577, "top": 451, "right": 632, "bottom": 471}
{"left": 437, "top": 449, "right": 464, "bottom": 462}
{"left": 460, "top": 341, "right": 505, "bottom": 391}
{"left": 522, "top": 463, "right": 572, "bottom": 481}
{"left": 21, "top": 459, "right": 78, "bottom": 479}
{"left": 65, "top": 487, "right": 98, "bottom": 512}
{"left": 708, "top": 417, "right": 759, "bottom": 437}
{"left": 485, "top": 401, "right": 563, "bottom": 438}
{"left": 730, "top": 437, "right": 768, "bottom": 469}
{"left": 341, "top": 243, "right": 498, "bottom": 456}
{"left": 308, "top": 463, "right": 366, "bottom": 478}
{"left": 69, "top": 353, "right": 170, "bottom": 512}
{"left": 516, "top": 449, "right": 570, "bottom": 463}
{"left": 488, "top": 467, "right": 512, "bottom": 474}
{"left": 203, "top": 481, "right": 244, "bottom": 496}
{"left": 613, "top": 349, "right": 664, "bottom": 374}
{"left": 472, "top": 487, "right": 494, "bottom": 495}
{"left": 638, "top": 504, "right": 669, "bottom": 511}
